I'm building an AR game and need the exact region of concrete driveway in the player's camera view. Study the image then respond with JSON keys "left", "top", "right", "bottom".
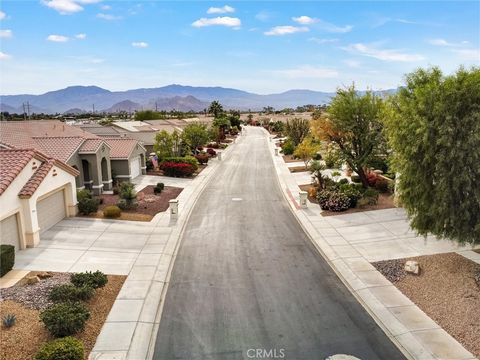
{"left": 153, "top": 127, "right": 405, "bottom": 360}
{"left": 14, "top": 218, "right": 169, "bottom": 275}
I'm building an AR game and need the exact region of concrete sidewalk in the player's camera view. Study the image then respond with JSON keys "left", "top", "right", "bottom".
{"left": 266, "top": 129, "right": 479, "bottom": 360}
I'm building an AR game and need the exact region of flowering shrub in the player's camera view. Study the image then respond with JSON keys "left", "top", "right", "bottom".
{"left": 366, "top": 171, "right": 378, "bottom": 187}
{"left": 195, "top": 153, "right": 209, "bottom": 164}
{"left": 206, "top": 148, "right": 217, "bottom": 156}
{"left": 317, "top": 190, "right": 351, "bottom": 212}
{"left": 160, "top": 162, "right": 195, "bottom": 177}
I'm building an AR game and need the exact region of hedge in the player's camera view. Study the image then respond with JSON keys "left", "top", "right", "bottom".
{"left": 0, "top": 245, "right": 15, "bottom": 277}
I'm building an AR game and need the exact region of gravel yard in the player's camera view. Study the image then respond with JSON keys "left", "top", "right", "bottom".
{"left": 0, "top": 273, "right": 126, "bottom": 360}
{"left": 373, "top": 252, "right": 480, "bottom": 358}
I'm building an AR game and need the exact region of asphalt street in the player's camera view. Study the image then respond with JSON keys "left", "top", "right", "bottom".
{"left": 153, "top": 126, "right": 405, "bottom": 360}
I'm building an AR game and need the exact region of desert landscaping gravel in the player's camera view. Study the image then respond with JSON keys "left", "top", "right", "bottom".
{"left": 373, "top": 252, "right": 480, "bottom": 358}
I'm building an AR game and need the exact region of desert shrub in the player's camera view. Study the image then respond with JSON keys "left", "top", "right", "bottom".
{"left": 163, "top": 156, "right": 199, "bottom": 171}
{"left": 317, "top": 190, "right": 350, "bottom": 212}
{"left": 77, "top": 197, "right": 99, "bottom": 215}
{"left": 230, "top": 127, "right": 239, "bottom": 135}
{"left": 322, "top": 146, "right": 342, "bottom": 169}
{"left": 281, "top": 139, "right": 295, "bottom": 155}
{"left": 206, "top": 148, "right": 217, "bottom": 157}
{"left": 40, "top": 302, "right": 90, "bottom": 337}
{"left": 0, "top": 245, "right": 15, "bottom": 277}
{"left": 338, "top": 184, "right": 362, "bottom": 208}
{"left": 358, "top": 188, "right": 380, "bottom": 206}
{"left": 195, "top": 153, "right": 209, "bottom": 165}
{"left": 154, "top": 182, "right": 164, "bottom": 194}
{"left": 338, "top": 178, "right": 349, "bottom": 185}
{"left": 117, "top": 182, "right": 137, "bottom": 210}
{"left": 103, "top": 206, "right": 121, "bottom": 218}
{"left": 76, "top": 189, "right": 92, "bottom": 202}
{"left": 35, "top": 336, "right": 84, "bottom": 360}
{"left": 2, "top": 314, "right": 16, "bottom": 328}
{"left": 312, "top": 152, "right": 322, "bottom": 160}
{"left": 70, "top": 271, "right": 108, "bottom": 289}
{"left": 374, "top": 178, "right": 391, "bottom": 193}
{"left": 49, "top": 284, "right": 94, "bottom": 303}
{"left": 160, "top": 162, "right": 195, "bottom": 177}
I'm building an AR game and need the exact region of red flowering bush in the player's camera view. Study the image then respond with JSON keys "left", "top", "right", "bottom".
{"left": 206, "top": 148, "right": 217, "bottom": 157}
{"left": 160, "top": 162, "right": 195, "bottom": 177}
{"left": 366, "top": 171, "right": 378, "bottom": 187}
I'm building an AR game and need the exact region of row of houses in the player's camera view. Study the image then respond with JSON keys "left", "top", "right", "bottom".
{"left": 0, "top": 120, "right": 148, "bottom": 252}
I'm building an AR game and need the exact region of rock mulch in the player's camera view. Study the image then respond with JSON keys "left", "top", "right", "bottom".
{"left": 0, "top": 274, "right": 126, "bottom": 360}
{"left": 373, "top": 252, "right": 480, "bottom": 358}
{"left": 0, "top": 272, "right": 71, "bottom": 310}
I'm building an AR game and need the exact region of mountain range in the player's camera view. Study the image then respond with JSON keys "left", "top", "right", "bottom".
{"left": 0, "top": 85, "right": 395, "bottom": 114}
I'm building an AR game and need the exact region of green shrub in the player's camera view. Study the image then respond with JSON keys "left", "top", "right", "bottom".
{"left": 117, "top": 198, "right": 138, "bottom": 210}
{"left": 368, "top": 157, "right": 389, "bottom": 174}
{"left": 154, "top": 183, "right": 164, "bottom": 194}
{"left": 281, "top": 140, "right": 295, "bottom": 155}
{"left": 338, "top": 178, "right": 349, "bottom": 185}
{"left": 40, "top": 302, "right": 90, "bottom": 337}
{"left": 351, "top": 175, "right": 362, "bottom": 183}
{"left": 70, "top": 271, "right": 108, "bottom": 289}
{"left": 359, "top": 188, "right": 380, "bottom": 206}
{"left": 163, "top": 156, "right": 199, "bottom": 171}
{"left": 76, "top": 189, "right": 92, "bottom": 202}
{"left": 35, "top": 336, "right": 84, "bottom": 360}
{"left": 338, "top": 184, "right": 362, "bottom": 208}
{"left": 49, "top": 284, "right": 95, "bottom": 303}
{"left": 77, "top": 197, "right": 99, "bottom": 215}
{"left": 0, "top": 245, "right": 15, "bottom": 277}
{"left": 322, "top": 147, "right": 342, "bottom": 169}
{"left": 103, "top": 205, "right": 121, "bottom": 218}
{"left": 117, "top": 182, "right": 137, "bottom": 210}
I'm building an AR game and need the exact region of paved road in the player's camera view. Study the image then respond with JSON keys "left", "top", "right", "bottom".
{"left": 154, "top": 127, "right": 405, "bottom": 360}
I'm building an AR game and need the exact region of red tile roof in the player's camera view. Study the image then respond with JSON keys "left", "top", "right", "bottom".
{"left": 103, "top": 138, "right": 145, "bottom": 159}
{"left": 32, "top": 136, "right": 84, "bottom": 162}
{"left": 0, "top": 149, "right": 37, "bottom": 196}
{"left": 0, "top": 149, "right": 79, "bottom": 198}
{"left": 78, "top": 139, "right": 107, "bottom": 153}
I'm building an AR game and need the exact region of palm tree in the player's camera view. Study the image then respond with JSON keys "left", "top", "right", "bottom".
{"left": 208, "top": 100, "right": 224, "bottom": 118}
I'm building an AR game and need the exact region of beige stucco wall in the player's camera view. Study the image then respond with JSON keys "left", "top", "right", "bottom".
{"left": 0, "top": 158, "right": 78, "bottom": 249}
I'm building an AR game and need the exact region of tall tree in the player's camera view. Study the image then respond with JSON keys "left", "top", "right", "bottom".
{"left": 311, "top": 85, "right": 385, "bottom": 187}
{"left": 153, "top": 130, "right": 173, "bottom": 160}
{"left": 181, "top": 122, "right": 210, "bottom": 154}
{"left": 383, "top": 66, "right": 480, "bottom": 245}
{"left": 208, "top": 101, "right": 224, "bottom": 118}
{"left": 285, "top": 118, "right": 310, "bottom": 146}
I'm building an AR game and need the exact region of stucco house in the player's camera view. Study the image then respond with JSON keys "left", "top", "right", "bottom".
{"left": 0, "top": 121, "right": 146, "bottom": 195}
{"left": 0, "top": 149, "right": 79, "bottom": 251}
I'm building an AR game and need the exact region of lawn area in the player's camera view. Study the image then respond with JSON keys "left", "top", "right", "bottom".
{"left": 0, "top": 272, "right": 126, "bottom": 360}
{"left": 373, "top": 253, "right": 480, "bottom": 358}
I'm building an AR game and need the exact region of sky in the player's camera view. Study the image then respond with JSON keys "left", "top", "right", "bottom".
{"left": 0, "top": 0, "right": 479, "bottom": 95}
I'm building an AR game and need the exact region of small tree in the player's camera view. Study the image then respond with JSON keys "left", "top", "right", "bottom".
{"left": 228, "top": 110, "right": 241, "bottom": 129}
{"left": 383, "top": 66, "right": 480, "bottom": 245}
{"left": 212, "top": 116, "right": 230, "bottom": 141}
{"left": 285, "top": 118, "right": 310, "bottom": 146}
{"left": 294, "top": 137, "right": 321, "bottom": 169}
{"left": 153, "top": 130, "right": 173, "bottom": 160}
{"left": 309, "top": 160, "right": 327, "bottom": 190}
{"left": 171, "top": 129, "right": 184, "bottom": 157}
{"left": 208, "top": 101, "right": 224, "bottom": 118}
{"left": 311, "top": 85, "right": 385, "bottom": 187}
{"left": 182, "top": 122, "right": 210, "bottom": 154}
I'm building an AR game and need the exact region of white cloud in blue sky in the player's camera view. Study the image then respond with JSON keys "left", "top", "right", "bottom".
{"left": 1, "top": 1, "right": 479, "bottom": 94}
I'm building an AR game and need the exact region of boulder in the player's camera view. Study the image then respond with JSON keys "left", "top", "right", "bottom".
{"left": 404, "top": 260, "right": 420, "bottom": 275}
{"left": 37, "top": 272, "right": 53, "bottom": 279}
{"left": 25, "top": 275, "right": 39, "bottom": 285}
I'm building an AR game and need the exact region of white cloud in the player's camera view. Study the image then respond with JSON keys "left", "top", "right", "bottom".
{"left": 0, "top": 29, "right": 12, "bottom": 38}
{"left": 343, "top": 59, "right": 361, "bottom": 68}
{"left": 100, "top": 4, "right": 111, "bottom": 10}
{"left": 207, "top": 5, "right": 235, "bottom": 14}
{"left": 274, "top": 65, "right": 338, "bottom": 79}
{"left": 452, "top": 48, "right": 480, "bottom": 61}
{"left": 427, "top": 38, "right": 469, "bottom": 47}
{"left": 255, "top": 11, "right": 272, "bottom": 22}
{"left": 264, "top": 26, "right": 309, "bottom": 36}
{"left": 317, "top": 20, "right": 353, "bottom": 33}
{"left": 132, "top": 42, "right": 148, "bottom": 48}
{"left": 75, "top": 33, "right": 87, "bottom": 39}
{"left": 0, "top": 11, "right": 6, "bottom": 20}
{"left": 96, "top": 13, "right": 122, "bottom": 20}
{"left": 76, "top": 0, "right": 102, "bottom": 3}
{"left": 308, "top": 37, "right": 338, "bottom": 44}
{"left": 0, "top": 51, "right": 11, "bottom": 60}
{"left": 42, "top": 0, "right": 83, "bottom": 14}
{"left": 47, "top": 34, "right": 69, "bottom": 42}
{"left": 343, "top": 43, "right": 424, "bottom": 62}
{"left": 292, "top": 16, "right": 318, "bottom": 25}
{"left": 192, "top": 17, "right": 241, "bottom": 28}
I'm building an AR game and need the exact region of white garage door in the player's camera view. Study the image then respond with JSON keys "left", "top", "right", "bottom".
{"left": 37, "top": 189, "right": 66, "bottom": 234}
{"left": 130, "top": 156, "right": 141, "bottom": 179}
{"left": 0, "top": 214, "right": 20, "bottom": 251}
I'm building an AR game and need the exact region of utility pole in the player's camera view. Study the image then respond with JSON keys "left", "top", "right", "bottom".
{"left": 22, "top": 103, "right": 27, "bottom": 121}
{"left": 155, "top": 102, "right": 158, "bottom": 112}
{"left": 26, "top": 101, "right": 31, "bottom": 119}
{"left": 92, "top": 104, "right": 95, "bottom": 114}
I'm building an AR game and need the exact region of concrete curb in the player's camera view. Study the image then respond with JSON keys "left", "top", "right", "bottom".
{"left": 89, "top": 141, "right": 240, "bottom": 360}
{"left": 263, "top": 128, "right": 477, "bottom": 360}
